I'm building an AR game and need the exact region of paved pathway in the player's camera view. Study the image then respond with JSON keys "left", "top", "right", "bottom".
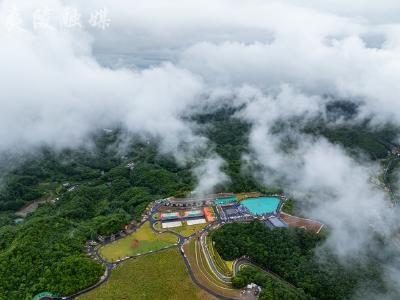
{"left": 200, "top": 231, "right": 231, "bottom": 283}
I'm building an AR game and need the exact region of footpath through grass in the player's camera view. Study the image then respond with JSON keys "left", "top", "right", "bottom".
{"left": 80, "top": 248, "right": 215, "bottom": 300}
{"left": 100, "top": 222, "right": 178, "bottom": 261}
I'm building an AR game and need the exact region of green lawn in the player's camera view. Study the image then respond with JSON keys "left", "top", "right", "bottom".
{"left": 100, "top": 222, "right": 178, "bottom": 261}
{"left": 154, "top": 221, "right": 162, "bottom": 231}
{"left": 79, "top": 248, "right": 215, "bottom": 300}
{"left": 171, "top": 223, "right": 208, "bottom": 237}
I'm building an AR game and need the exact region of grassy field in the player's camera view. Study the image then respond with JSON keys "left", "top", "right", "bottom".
{"left": 183, "top": 238, "right": 241, "bottom": 299}
{"left": 171, "top": 223, "right": 208, "bottom": 237}
{"left": 225, "top": 260, "right": 233, "bottom": 273}
{"left": 80, "top": 248, "right": 215, "bottom": 300}
{"left": 100, "top": 222, "right": 178, "bottom": 261}
{"left": 154, "top": 221, "right": 162, "bottom": 230}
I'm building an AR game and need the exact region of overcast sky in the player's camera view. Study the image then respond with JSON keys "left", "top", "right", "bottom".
{"left": 2, "top": 0, "right": 400, "bottom": 149}
{"left": 1, "top": 1, "right": 400, "bottom": 297}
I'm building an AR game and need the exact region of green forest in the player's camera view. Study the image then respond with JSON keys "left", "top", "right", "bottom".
{"left": 0, "top": 134, "right": 194, "bottom": 298}
{"left": 232, "top": 265, "right": 312, "bottom": 300}
{"left": 212, "top": 221, "right": 386, "bottom": 300}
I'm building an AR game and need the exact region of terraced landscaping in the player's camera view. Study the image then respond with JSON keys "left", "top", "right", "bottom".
{"left": 183, "top": 238, "right": 241, "bottom": 299}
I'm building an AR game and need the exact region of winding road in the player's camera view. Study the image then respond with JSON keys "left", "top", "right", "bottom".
{"left": 200, "top": 231, "right": 231, "bottom": 283}
{"left": 232, "top": 257, "right": 296, "bottom": 289}
{"left": 65, "top": 202, "right": 235, "bottom": 300}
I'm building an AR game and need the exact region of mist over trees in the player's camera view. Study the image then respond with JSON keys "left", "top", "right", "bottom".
{"left": 0, "top": 107, "right": 398, "bottom": 299}
{"left": 1, "top": 1, "right": 400, "bottom": 298}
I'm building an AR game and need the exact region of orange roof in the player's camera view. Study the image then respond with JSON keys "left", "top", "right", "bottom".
{"left": 203, "top": 207, "right": 214, "bottom": 221}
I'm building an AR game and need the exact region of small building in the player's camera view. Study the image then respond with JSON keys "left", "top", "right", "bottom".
{"left": 160, "top": 212, "right": 180, "bottom": 220}
{"left": 186, "top": 218, "right": 206, "bottom": 225}
{"left": 126, "top": 161, "right": 135, "bottom": 170}
{"left": 184, "top": 209, "right": 204, "bottom": 218}
{"left": 14, "top": 218, "right": 24, "bottom": 224}
{"left": 214, "top": 197, "right": 237, "bottom": 205}
{"left": 245, "top": 283, "right": 262, "bottom": 296}
{"left": 203, "top": 207, "right": 214, "bottom": 222}
{"left": 162, "top": 221, "right": 182, "bottom": 228}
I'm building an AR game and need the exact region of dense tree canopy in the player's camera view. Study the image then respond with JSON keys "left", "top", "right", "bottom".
{"left": 212, "top": 221, "right": 385, "bottom": 300}
{"left": 233, "top": 265, "right": 313, "bottom": 300}
{"left": 0, "top": 132, "right": 199, "bottom": 299}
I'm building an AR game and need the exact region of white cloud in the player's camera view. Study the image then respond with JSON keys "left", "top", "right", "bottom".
{"left": 2, "top": 0, "right": 400, "bottom": 296}
{"left": 193, "top": 155, "right": 229, "bottom": 195}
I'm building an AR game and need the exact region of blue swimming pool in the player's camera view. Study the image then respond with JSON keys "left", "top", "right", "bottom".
{"left": 240, "top": 197, "right": 280, "bottom": 215}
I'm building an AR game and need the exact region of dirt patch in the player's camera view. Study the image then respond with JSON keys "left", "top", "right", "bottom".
{"left": 131, "top": 239, "right": 140, "bottom": 249}
{"left": 15, "top": 196, "right": 55, "bottom": 218}
{"left": 280, "top": 212, "right": 324, "bottom": 234}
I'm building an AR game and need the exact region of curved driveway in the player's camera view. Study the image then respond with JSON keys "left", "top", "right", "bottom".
{"left": 200, "top": 231, "right": 231, "bottom": 283}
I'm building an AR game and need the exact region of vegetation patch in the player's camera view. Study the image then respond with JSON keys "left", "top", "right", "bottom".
{"left": 100, "top": 222, "right": 177, "bottom": 261}
{"left": 281, "top": 198, "right": 294, "bottom": 214}
{"left": 233, "top": 265, "right": 309, "bottom": 300}
{"left": 80, "top": 248, "right": 215, "bottom": 300}
{"left": 171, "top": 223, "right": 208, "bottom": 237}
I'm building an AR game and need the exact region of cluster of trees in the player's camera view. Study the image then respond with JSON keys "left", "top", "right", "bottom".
{"left": 0, "top": 175, "right": 44, "bottom": 211}
{"left": 233, "top": 265, "right": 312, "bottom": 300}
{"left": 212, "top": 221, "right": 385, "bottom": 300}
{"left": 0, "top": 217, "right": 104, "bottom": 299}
{"left": 0, "top": 131, "right": 199, "bottom": 299}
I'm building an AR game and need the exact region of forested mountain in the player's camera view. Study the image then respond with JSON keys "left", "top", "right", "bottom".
{"left": 0, "top": 107, "right": 398, "bottom": 299}
{"left": 0, "top": 132, "right": 195, "bottom": 298}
